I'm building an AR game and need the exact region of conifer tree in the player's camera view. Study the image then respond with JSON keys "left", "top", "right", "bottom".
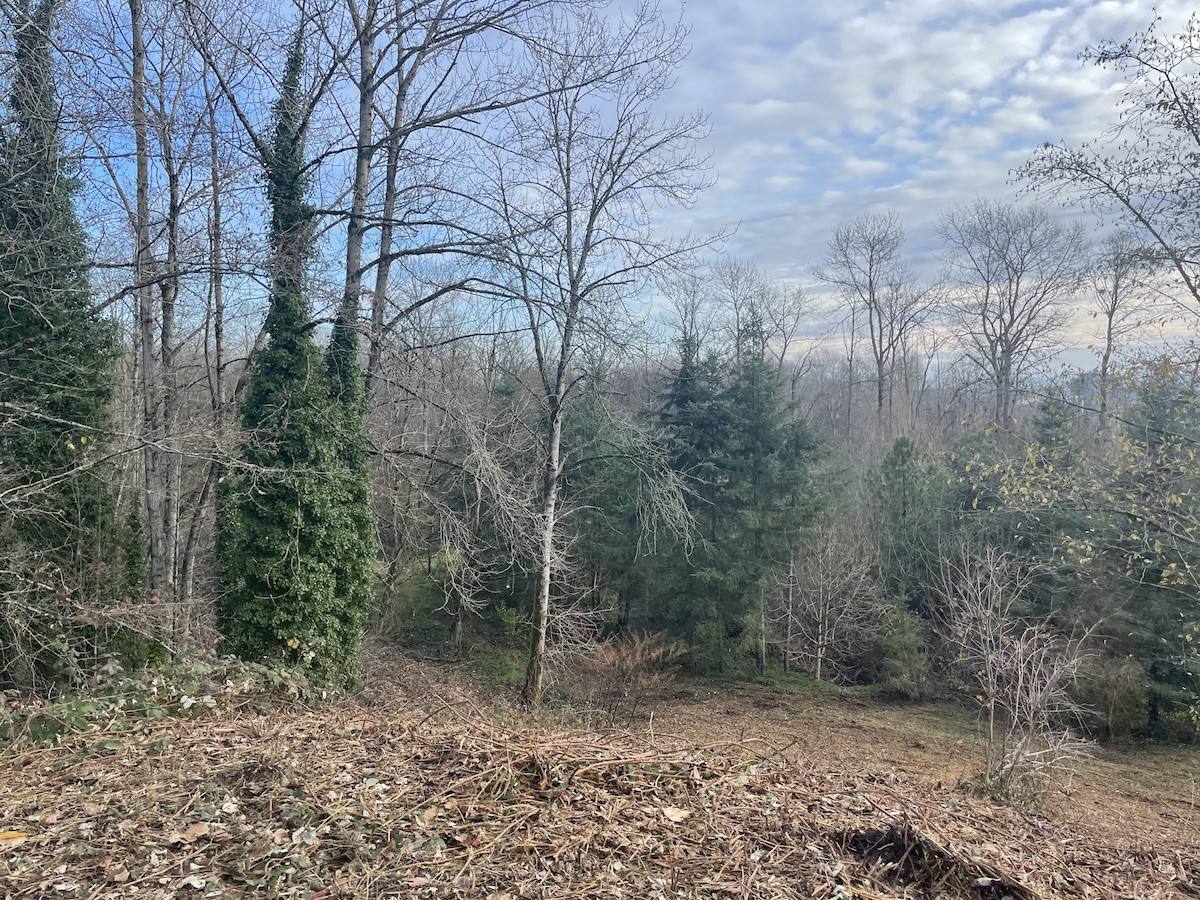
{"left": 658, "top": 318, "right": 818, "bottom": 671}
{"left": 0, "top": 0, "right": 115, "bottom": 549}
{"left": 0, "top": 0, "right": 117, "bottom": 688}
{"left": 218, "top": 35, "right": 374, "bottom": 689}
{"left": 870, "top": 437, "right": 944, "bottom": 612}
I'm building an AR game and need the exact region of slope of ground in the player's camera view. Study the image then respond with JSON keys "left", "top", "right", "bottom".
{"left": 0, "top": 654, "right": 1195, "bottom": 899}
{"left": 651, "top": 677, "right": 1200, "bottom": 855}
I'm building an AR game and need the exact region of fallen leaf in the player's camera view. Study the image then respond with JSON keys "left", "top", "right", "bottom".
{"left": 104, "top": 859, "right": 130, "bottom": 883}
{"left": 82, "top": 802, "right": 104, "bottom": 816}
{"left": 169, "top": 823, "right": 210, "bottom": 844}
{"left": 0, "top": 830, "right": 28, "bottom": 849}
{"left": 661, "top": 806, "right": 691, "bottom": 823}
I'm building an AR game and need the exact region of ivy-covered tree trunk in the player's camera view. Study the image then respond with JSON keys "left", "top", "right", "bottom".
{"left": 0, "top": 0, "right": 117, "bottom": 689}
{"left": 217, "top": 34, "right": 375, "bottom": 690}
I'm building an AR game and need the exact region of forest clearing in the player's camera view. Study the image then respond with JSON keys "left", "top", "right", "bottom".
{"left": 1, "top": 650, "right": 1196, "bottom": 899}
{"left": 4, "top": 2, "right": 1200, "bottom": 898}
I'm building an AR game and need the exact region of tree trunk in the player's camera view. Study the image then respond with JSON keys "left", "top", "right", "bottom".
{"left": 757, "top": 584, "right": 767, "bottom": 675}
{"left": 525, "top": 395, "right": 564, "bottom": 706}
{"left": 130, "top": 0, "right": 172, "bottom": 605}
{"left": 784, "top": 555, "right": 795, "bottom": 673}
{"left": 343, "top": 0, "right": 376, "bottom": 338}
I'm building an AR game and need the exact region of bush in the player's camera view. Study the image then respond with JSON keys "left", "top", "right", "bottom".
{"left": 0, "top": 656, "right": 321, "bottom": 748}
{"left": 579, "top": 631, "right": 684, "bottom": 723}
{"left": 1077, "top": 655, "right": 1146, "bottom": 741}
{"left": 939, "top": 548, "right": 1093, "bottom": 801}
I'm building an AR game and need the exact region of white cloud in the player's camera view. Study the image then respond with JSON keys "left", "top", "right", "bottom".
{"left": 655, "top": 0, "right": 1197, "bottom": 279}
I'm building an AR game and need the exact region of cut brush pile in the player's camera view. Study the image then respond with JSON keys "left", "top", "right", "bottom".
{"left": 0, "top": 667, "right": 1195, "bottom": 899}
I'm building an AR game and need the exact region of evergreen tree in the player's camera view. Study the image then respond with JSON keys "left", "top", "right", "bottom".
{"left": 218, "top": 35, "right": 375, "bottom": 689}
{"left": 658, "top": 318, "right": 818, "bottom": 672}
{"left": 0, "top": 0, "right": 115, "bottom": 549}
{"left": 0, "top": 0, "right": 117, "bottom": 688}
{"left": 870, "top": 437, "right": 944, "bottom": 613}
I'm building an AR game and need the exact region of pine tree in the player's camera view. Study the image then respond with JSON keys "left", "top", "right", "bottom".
{"left": 217, "top": 36, "right": 375, "bottom": 689}
{"left": 657, "top": 318, "right": 818, "bottom": 672}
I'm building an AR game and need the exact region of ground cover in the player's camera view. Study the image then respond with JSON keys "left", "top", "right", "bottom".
{"left": 1, "top": 653, "right": 1195, "bottom": 898}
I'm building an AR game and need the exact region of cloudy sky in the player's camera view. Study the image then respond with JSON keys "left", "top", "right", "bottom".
{"left": 661, "top": 0, "right": 1191, "bottom": 284}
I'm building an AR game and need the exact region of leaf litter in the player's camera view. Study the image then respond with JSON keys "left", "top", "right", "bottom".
{"left": 1, "top": 660, "right": 1195, "bottom": 899}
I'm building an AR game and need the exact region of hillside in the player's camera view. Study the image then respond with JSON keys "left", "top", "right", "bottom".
{"left": 1, "top": 655, "right": 1196, "bottom": 899}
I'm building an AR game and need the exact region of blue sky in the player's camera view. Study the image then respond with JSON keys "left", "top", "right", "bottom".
{"left": 660, "top": 0, "right": 1192, "bottom": 283}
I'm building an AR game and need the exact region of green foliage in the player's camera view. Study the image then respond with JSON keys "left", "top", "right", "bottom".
{"left": 870, "top": 605, "right": 933, "bottom": 701}
{"left": 0, "top": 0, "right": 119, "bottom": 691}
{"left": 373, "top": 562, "right": 453, "bottom": 646}
{"left": 869, "top": 437, "right": 946, "bottom": 614}
{"left": 0, "top": 656, "right": 320, "bottom": 749}
{"left": 653, "top": 318, "right": 819, "bottom": 672}
{"left": 470, "top": 642, "right": 527, "bottom": 691}
{"left": 951, "top": 357, "right": 1200, "bottom": 739}
{"left": 217, "top": 35, "right": 375, "bottom": 691}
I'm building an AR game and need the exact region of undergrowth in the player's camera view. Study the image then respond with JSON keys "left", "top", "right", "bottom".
{"left": 0, "top": 656, "right": 324, "bottom": 750}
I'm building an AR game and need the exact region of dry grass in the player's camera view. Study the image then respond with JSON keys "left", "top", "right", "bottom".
{"left": 0, "top": 652, "right": 1195, "bottom": 899}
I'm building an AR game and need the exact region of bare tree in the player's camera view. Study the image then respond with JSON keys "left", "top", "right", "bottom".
{"left": 710, "top": 258, "right": 772, "bottom": 361}
{"left": 814, "top": 211, "right": 931, "bottom": 435}
{"left": 938, "top": 547, "right": 1092, "bottom": 799}
{"left": 1088, "top": 231, "right": 1158, "bottom": 429}
{"left": 310, "top": 0, "right": 583, "bottom": 391}
{"left": 486, "top": 2, "right": 709, "bottom": 705}
{"left": 937, "top": 200, "right": 1085, "bottom": 427}
{"left": 777, "top": 517, "right": 883, "bottom": 683}
{"left": 1018, "top": 14, "right": 1200, "bottom": 319}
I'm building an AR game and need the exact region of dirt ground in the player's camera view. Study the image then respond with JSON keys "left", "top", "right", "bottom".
{"left": 647, "top": 678, "right": 1200, "bottom": 855}
{"left": 1, "top": 655, "right": 1196, "bottom": 898}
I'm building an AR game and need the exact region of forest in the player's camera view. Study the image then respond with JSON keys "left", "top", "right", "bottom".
{"left": 1, "top": 0, "right": 1199, "bottom": 822}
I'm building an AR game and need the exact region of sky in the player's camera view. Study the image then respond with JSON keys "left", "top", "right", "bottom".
{"left": 660, "top": 0, "right": 1193, "bottom": 286}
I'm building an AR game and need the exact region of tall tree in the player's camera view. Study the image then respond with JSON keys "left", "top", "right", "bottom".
{"left": 0, "top": 0, "right": 117, "bottom": 687}
{"left": 1087, "top": 232, "right": 1157, "bottom": 429}
{"left": 1018, "top": 14, "right": 1200, "bottom": 320}
{"left": 814, "top": 211, "right": 930, "bottom": 432}
{"left": 937, "top": 200, "right": 1084, "bottom": 427}
{"left": 658, "top": 315, "right": 818, "bottom": 674}
{"left": 217, "top": 35, "right": 374, "bottom": 689}
{"left": 488, "top": 3, "right": 709, "bottom": 705}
